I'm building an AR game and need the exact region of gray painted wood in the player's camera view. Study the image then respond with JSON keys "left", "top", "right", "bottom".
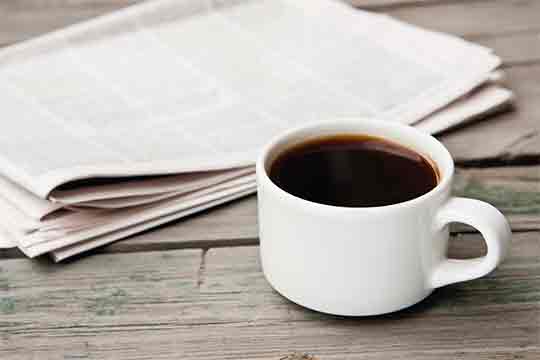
{"left": 469, "top": 31, "right": 540, "bottom": 67}
{"left": 452, "top": 166, "right": 540, "bottom": 231}
{"left": 1, "top": 232, "right": 538, "bottom": 359}
{"left": 351, "top": 0, "right": 438, "bottom": 9}
{"left": 379, "top": 0, "right": 540, "bottom": 36}
{"left": 0, "top": 0, "right": 141, "bottom": 46}
{"left": 441, "top": 65, "right": 540, "bottom": 164}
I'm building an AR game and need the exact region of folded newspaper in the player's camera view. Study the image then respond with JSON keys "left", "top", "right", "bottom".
{"left": 0, "top": 0, "right": 513, "bottom": 261}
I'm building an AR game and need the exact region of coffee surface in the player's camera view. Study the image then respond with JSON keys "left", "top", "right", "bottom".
{"left": 269, "top": 134, "right": 439, "bottom": 207}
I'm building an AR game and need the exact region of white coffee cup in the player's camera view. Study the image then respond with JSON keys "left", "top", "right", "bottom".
{"left": 256, "top": 118, "right": 511, "bottom": 316}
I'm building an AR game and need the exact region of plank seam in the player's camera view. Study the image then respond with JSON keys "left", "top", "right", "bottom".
{"left": 502, "top": 60, "right": 540, "bottom": 69}
{"left": 4, "top": 318, "right": 539, "bottom": 335}
{"left": 466, "top": 27, "right": 540, "bottom": 41}
{"left": 456, "top": 155, "right": 540, "bottom": 168}
{"left": 500, "top": 130, "right": 540, "bottom": 153}
{"left": 355, "top": 0, "right": 499, "bottom": 11}
{"left": 1, "top": 230, "right": 539, "bottom": 260}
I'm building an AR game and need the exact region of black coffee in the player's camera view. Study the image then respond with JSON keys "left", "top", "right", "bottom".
{"left": 269, "top": 134, "right": 439, "bottom": 207}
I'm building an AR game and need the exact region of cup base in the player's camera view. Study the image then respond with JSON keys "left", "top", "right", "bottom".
{"left": 264, "top": 272, "right": 434, "bottom": 317}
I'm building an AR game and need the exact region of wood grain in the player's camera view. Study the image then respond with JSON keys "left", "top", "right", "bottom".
{"left": 0, "top": 0, "right": 141, "bottom": 46}
{"left": 453, "top": 166, "right": 540, "bottom": 230}
{"left": 351, "top": 0, "right": 439, "bottom": 9}
{"left": 1, "top": 232, "right": 538, "bottom": 359}
{"left": 470, "top": 31, "right": 540, "bottom": 67}
{"left": 379, "top": 0, "right": 540, "bottom": 37}
{"left": 441, "top": 65, "right": 540, "bottom": 164}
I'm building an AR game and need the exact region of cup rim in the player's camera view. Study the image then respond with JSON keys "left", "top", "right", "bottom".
{"left": 256, "top": 118, "right": 455, "bottom": 213}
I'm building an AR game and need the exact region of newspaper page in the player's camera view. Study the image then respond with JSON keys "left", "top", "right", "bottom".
{"left": 0, "top": 0, "right": 500, "bottom": 198}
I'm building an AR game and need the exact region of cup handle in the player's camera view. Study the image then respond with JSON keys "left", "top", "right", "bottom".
{"left": 430, "top": 197, "right": 512, "bottom": 289}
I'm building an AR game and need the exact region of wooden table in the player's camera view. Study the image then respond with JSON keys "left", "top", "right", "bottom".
{"left": 1, "top": 1, "right": 539, "bottom": 359}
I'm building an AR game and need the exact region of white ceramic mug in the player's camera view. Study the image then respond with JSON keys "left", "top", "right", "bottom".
{"left": 256, "top": 119, "right": 511, "bottom": 316}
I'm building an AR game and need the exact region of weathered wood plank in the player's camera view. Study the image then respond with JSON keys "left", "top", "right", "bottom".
{"left": 0, "top": 0, "right": 141, "bottom": 46}
{"left": 365, "top": 1, "right": 540, "bottom": 67}
{"left": 470, "top": 31, "right": 540, "bottom": 67}
{"left": 380, "top": 0, "right": 540, "bottom": 36}
{"left": 2, "top": 327, "right": 538, "bottom": 360}
{"left": 441, "top": 65, "right": 540, "bottom": 163}
{"left": 1, "top": 232, "right": 538, "bottom": 359}
{"left": 453, "top": 166, "right": 540, "bottom": 231}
